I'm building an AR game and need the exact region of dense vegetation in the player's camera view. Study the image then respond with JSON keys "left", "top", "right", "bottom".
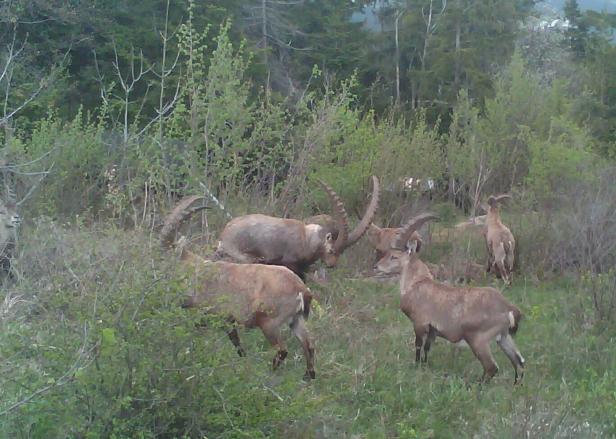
{"left": 2, "top": 0, "right": 616, "bottom": 437}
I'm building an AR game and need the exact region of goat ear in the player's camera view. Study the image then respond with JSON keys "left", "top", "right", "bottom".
{"left": 405, "top": 239, "right": 418, "bottom": 254}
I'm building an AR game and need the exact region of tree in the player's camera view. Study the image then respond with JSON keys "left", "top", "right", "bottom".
{"left": 240, "top": 0, "right": 303, "bottom": 98}
{"left": 563, "top": 0, "right": 587, "bottom": 59}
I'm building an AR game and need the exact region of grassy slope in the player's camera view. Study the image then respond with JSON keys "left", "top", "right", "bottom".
{"left": 2, "top": 224, "right": 615, "bottom": 438}
{"left": 237, "top": 273, "right": 615, "bottom": 438}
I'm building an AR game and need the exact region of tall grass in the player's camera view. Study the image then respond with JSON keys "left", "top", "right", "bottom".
{"left": 2, "top": 219, "right": 615, "bottom": 437}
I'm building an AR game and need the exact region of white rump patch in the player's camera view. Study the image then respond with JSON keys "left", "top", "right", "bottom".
{"left": 296, "top": 292, "right": 304, "bottom": 314}
{"left": 508, "top": 311, "right": 515, "bottom": 328}
{"left": 305, "top": 224, "right": 322, "bottom": 234}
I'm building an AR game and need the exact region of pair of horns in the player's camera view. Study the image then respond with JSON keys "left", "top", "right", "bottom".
{"left": 318, "top": 176, "right": 380, "bottom": 253}
{"left": 392, "top": 213, "right": 439, "bottom": 250}
{"left": 487, "top": 194, "right": 512, "bottom": 207}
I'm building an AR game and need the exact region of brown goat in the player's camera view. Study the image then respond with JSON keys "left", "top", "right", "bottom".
{"left": 366, "top": 223, "right": 422, "bottom": 263}
{"left": 484, "top": 194, "right": 515, "bottom": 285}
{"left": 375, "top": 256, "right": 485, "bottom": 285}
{"left": 162, "top": 196, "right": 316, "bottom": 380}
{"left": 217, "top": 177, "right": 380, "bottom": 279}
{"left": 375, "top": 213, "right": 525, "bottom": 384}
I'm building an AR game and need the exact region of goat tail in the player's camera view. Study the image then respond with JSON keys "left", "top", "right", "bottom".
{"left": 508, "top": 307, "right": 523, "bottom": 335}
{"left": 302, "top": 289, "right": 313, "bottom": 319}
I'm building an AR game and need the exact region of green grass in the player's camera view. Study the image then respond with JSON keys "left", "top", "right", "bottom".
{"left": 2, "top": 225, "right": 615, "bottom": 438}
{"left": 188, "top": 273, "right": 615, "bottom": 438}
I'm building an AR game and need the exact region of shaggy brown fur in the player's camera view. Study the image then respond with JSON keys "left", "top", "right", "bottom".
{"left": 218, "top": 177, "right": 380, "bottom": 278}
{"left": 376, "top": 213, "right": 525, "bottom": 384}
{"left": 163, "top": 196, "right": 316, "bottom": 379}
{"left": 484, "top": 194, "right": 515, "bottom": 285}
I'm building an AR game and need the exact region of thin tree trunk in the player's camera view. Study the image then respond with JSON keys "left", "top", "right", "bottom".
{"left": 262, "top": 0, "right": 270, "bottom": 99}
{"left": 395, "top": 10, "right": 405, "bottom": 107}
{"left": 454, "top": 13, "right": 461, "bottom": 88}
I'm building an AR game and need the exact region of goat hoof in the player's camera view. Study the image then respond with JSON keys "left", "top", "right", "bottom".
{"left": 303, "top": 370, "right": 316, "bottom": 380}
{"left": 272, "top": 350, "right": 288, "bottom": 370}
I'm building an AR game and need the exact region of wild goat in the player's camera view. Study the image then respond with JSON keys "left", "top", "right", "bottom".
{"left": 423, "top": 260, "right": 486, "bottom": 285}
{"left": 216, "top": 176, "right": 380, "bottom": 278}
{"left": 375, "top": 213, "right": 525, "bottom": 384}
{"left": 373, "top": 245, "right": 484, "bottom": 284}
{"left": 484, "top": 194, "right": 515, "bottom": 285}
{"left": 0, "top": 196, "right": 20, "bottom": 276}
{"left": 366, "top": 222, "right": 422, "bottom": 263}
{"left": 162, "top": 196, "right": 316, "bottom": 380}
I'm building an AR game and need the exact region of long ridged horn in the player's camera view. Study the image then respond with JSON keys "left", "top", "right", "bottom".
{"left": 393, "top": 213, "right": 439, "bottom": 250}
{"left": 318, "top": 180, "right": 349, "bottom": 253}
{"left": 160, "top": 195, "right": 207, "bottom": 248}
{"left": 487, "top": 193, "right": 512, "bottom": 207}
{"left": 346, "top": 176, "right": 380, "bottom": 249}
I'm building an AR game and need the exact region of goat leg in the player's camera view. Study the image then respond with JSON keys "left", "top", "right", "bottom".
{"left": 291, "top": 316, "right": 316, "bottom": 380}
{"left": 468, "top": 337, "right": 499, "bottom": 382}
{"left": 227, "top": 327, "right": 245, "bottom": 357}
{"left": 414, "top": 325, "right": 428, "bottom": 364}
{"left": 496, "top": 333, "right": 525, "bottom": 385}
{"left": 423, "top": 326, "right": 437, "bottom": 363}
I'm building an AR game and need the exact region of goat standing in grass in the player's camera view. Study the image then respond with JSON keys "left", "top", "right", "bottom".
{"left": 375, "top": 213, "right": 525, "bottom": 384}
{"left": 163, "top": 196, "right": 316, "bottom": 380}
{"left": 484, "top": 194, "right": 515, "bottom": 285}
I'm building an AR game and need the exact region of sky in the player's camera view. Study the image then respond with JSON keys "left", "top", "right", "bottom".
{"left": 543, "top": 0, "right": 616, "bottom": 13}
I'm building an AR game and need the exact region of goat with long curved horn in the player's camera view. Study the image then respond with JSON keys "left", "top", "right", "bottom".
{"left": 317, "top": 180, "right": 349, "bottom": 254}
{"left": 163, "top": 196, "right": 317, "bottom": 380}
{"left": 217, "top": 176, "right": 380, "bottom": 279}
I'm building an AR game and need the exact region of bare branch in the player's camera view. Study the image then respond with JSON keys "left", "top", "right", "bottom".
{"left": 0, "top": 325, "right": 97, "bottom": 417}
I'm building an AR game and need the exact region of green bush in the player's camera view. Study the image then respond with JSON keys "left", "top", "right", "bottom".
{"left": 1, "top": 221, "right": 320, "bottom": 438}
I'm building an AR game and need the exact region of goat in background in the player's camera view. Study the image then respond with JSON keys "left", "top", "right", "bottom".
{"left": 484, "top": 194, "right": 515, "bottom": 285}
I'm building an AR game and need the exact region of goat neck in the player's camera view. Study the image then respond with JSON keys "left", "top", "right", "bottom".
{"left": 400, "top": 252, "right": 434, "bottom": 292}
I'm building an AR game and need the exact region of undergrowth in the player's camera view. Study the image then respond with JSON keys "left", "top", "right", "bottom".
{"left": 2, "top": 220, "right": 615, "bottom": 438}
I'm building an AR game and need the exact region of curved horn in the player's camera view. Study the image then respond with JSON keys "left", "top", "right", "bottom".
{"left": 346, "top": 175, "right": 380, "bottom": 249}
{"left": 393, "top": 213, "right": 439, "bottom": 250}
{"left": 494, "top": 193, "right": 512, "bottom": 203}
{"left": 487, "top": 193, "right": 511, "bottom": 207}
{"left": 160, "top": 195, "right": 207, "bottom": 248}
{"left": 318, "top": 180, "right": 349, "bottom": 253}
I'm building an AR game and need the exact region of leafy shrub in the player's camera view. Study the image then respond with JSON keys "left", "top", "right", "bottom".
{"left": 579, "top": 270, "right": 616, "bottom": 326}
{"left": 1, "top": 220, "right": 319, "bottom": 438}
